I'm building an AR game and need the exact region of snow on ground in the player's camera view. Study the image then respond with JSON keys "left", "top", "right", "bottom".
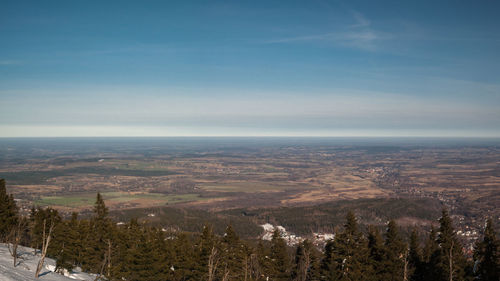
{"left": 260, "top": 224, "right": 303, "bottom": 246}
{"left": 260, "top": 223, "right": 335, "bottom": 247}
{"left": 0, "top": 243, "right": 95, "bottom": 281}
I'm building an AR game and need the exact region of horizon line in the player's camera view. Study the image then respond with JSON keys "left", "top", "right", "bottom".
{"left": 1, "top": 135, "right": 500, "bottom": 139}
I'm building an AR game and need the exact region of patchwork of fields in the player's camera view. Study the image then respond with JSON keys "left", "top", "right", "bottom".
{"left": 36, "top": 192, "right": 205, "bottom": 209}
{"left": 0, "top": 138, "right": 498, "bottom": 231}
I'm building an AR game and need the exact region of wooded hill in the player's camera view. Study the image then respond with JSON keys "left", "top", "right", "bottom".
{"left": 1, "top": 179, "right": 499, "bottom": 281}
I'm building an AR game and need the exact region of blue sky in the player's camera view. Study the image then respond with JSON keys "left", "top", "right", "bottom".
{"left": 1, "top": 0, "right": 499, "bottom": 137}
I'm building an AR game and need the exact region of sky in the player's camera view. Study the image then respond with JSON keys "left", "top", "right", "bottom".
{"left": 1, "top": 0, "right": 500, "bottom": 137}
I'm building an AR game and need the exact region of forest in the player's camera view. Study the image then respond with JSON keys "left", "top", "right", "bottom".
{"left": 1, "top": 178, "right": 499, "bottom": 281}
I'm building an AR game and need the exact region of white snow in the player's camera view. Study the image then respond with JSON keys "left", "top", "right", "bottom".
{"left": 260, "top": 224, "right": 303, "bottom": 246}
{"left": 260, "top": 224, "right": 335, "bottom": 247}
{"left": 0, "top": 243, "right": 95, "bottom": 281}
{"left": 261, "top": 223, "right": 274, "bottom": 232}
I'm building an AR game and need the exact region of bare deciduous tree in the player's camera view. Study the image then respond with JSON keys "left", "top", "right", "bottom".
{"left": 221, "top": 266, "right": 230, "bottom": 281}
{"left": 107, "top": 239, "right": 112, "bottom": 278}
{"left": 8, "top": 219, "right": 25, "bottom": 267}
{"left": 295, "top": 248, "right": 312, "bottom": 281}
{"left": 449, "top": 241, "right": 454, "bottom": 281}
{"left": 208, "top": 246, "right": 219, "bottom": 281}
{"left": 403, "top": 248, "right": 409, "bottom": 281}
{"left": 35, "top": 219, "right": 55, "bottom": 278}
{"left": 93, "top": 239, "right": 112, "bottom": 281}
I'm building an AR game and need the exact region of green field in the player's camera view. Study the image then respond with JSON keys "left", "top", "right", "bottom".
{"left": 199, "top": 181, "right": 315, "bottom": 193}
{"left": 201, "top": 182, "right": 290, "bottom": 192}
{"left": 36, "top": 192, "right": 204, "bottom": 208}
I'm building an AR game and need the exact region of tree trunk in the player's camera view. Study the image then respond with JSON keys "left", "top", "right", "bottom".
{"left": 8, "top": 220, "right": 23, "bottom": 267}
{"left": 403, "top": 250, "right": 408, "bottom": 281}
{"left": 35, "top": 219, "right": 54, "bottom": 278}
{"left": 298, "top": 249, "right": 311, "bottom": 281}
{"left": 222, "top": 266, "right": 230, "bottom": 281}
{"left": 208, "top": 246, "right": 219, "bottom": 281}
{"left": 449, "top": 241, "right": 454, "bottom": 281}
{"left": 107, "top": 239, "right": 112, "bottom": 278}
{"left": 244, "top": 255, "right": 248, "bottom": 281}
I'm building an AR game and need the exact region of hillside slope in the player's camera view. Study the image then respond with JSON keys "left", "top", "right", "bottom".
{"left": 0, "top": 243, "right": 94, "bottom": 281}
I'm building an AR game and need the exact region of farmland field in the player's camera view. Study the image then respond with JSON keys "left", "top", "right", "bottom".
{"left": 0, "top": 137, "right": 499, "bottom": 239}
{"left": 36, "top": 192, "right": 205, "bottom": 209}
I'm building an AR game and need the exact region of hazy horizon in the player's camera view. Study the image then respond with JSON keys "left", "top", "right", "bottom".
{"left": 1, "top": 1, "right": 499, "bottom": 138}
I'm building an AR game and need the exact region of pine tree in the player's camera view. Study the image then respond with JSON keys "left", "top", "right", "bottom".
{"left": 31, "top": 207, "right": 61, "bottom": 254}
{"left": 52, "top": 218, "right": 75, "bottom": 272}
{"left": 241, "top": 242, "right": 258, "bottom": 281}
{"left": 435, "top": 209, "right": 469, "bottom": 281}
{"left": 75, "top": 219, "right": 91, "bottom": 268}
{"left": 196, "top": 224, "right": 219, "bottom": 281}
{"left": 367, "top": 226, "right": 384, "bottom": 281}
{"left": 50, "top": 212, "right": 81, "bottom": 273}
{"left": 382, "top": 220, "right": 406, "bottom": 281}
{"left": 269, "top": 229, "right": 291, "bottom": 281}
{"left": 422, "top": 226, "right": 438, "bottom": 262}
{"left": 408, "top": 228, "right": 423, "bottom": 281}
{"left": 94, "top": 192, "right": 112, "bottom": 224}
{"left": 149, "top": 227, "right": 175, "bottom": 281}
{"left": 321, "top": 211, "right": 370, "bottom": 281}
{"left": 292, "top": 239, "right": 321, "bottom": 281}
{"left": 219, "top": 225, "right": 246, "bottom": 280}
{"left": 172, "top": 233, "right": 198, "bottom": 281}
{"left": 257, "top": 240, "right": 272, "bottom": 280}
{"left": 108, "top": 220, "right": 130, "bottom": 280}
{"left": 110, "top": 218, "right": 142, "bottom": 280}
{"left": 474, "top": 219, "right": 500, "bottom": 281}
{"left": 421, "top": 225, "right": 440, "bottom": 280}
{"left": 0, "top": 179, "right": 18, "bottom": 241}
{"left": 126, "top": 227, "right": 158, "bottom": 281}
{"left": 67, "top": 213, "right": 82, "bottom": 267}
{"left": 81, "top": 193, "right": 113, "bottom": 273}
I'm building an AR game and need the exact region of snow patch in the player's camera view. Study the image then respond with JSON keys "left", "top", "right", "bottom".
{"left": 260, "top": 224, "right": 335, "bottom": 247}
{"left": 0, "top": 243, "right": 95, "bottom": 281}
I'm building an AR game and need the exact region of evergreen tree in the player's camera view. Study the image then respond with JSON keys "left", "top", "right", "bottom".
{"left": 66, "top": 212, "right": 82, "bottom": 267}
{"left": 422, "top": 226, "right": 438, "bottom": 262}
{"left": 109, "top": 220, "right": 131, "bottom": 280}
{"left": 321, "top": 238, "right": 337, "bottom": 280}
{"left": 31, "top": 207, "right": 61, "bottom": 255}
{"left": 474, "top": 219, "right": 500, "bottom": 281}
{"left": 421, "top": 225, "right": 439, "bottom": 281}
{"left": 172, "top": 233, "right": 198, "bottom": 281}
{"left": 382, "top": 220, "right": 406, "bottom": 281}
{"left": 52, "top": 213, "right": 80, "bottom": 273}
{"left": 81, "top": 193, "right": 113, "bottom": 273}
{"left": 408, "top": 228, "right": 423, "bottom": 281}
{"left": 220, "top": 225, "right": 246, "bottom": 280}
{"left": 110, "top": 218, "right": 142, "bottom": 280}
{"left": 195, "top": 224, "right": 219, "bottom": 280}
{"left": 149, "top": 227, "right": 175, "bottom": 281}
{"left": 125, "top": 227, "right": 158, "bottom": 281}
{"left": 292, "top": 239, "right": 321, "bottom": 281}
{"left": 241, "top": 242, "right": 259, "bottom": 281}
{"left": 0, "top": 179, "right": 18, "bottom": 241}
{"left": 269, "top": 229, "right": 291, "bottom": 281}
{"left": 321, "top": 211, "right": 370, "bottom": 281}
{"left": 435, "top": 209, "right": 470, "bottom": 281}
{"left": 257, "top": 240, "right": 272, "bottom": 280}
{"left": 366, "top": 226, "right": 384, "bottom": 281}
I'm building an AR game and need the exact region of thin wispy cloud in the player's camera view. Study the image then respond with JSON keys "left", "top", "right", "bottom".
{"left": 350, "top": 10, "right": 371, "bottom": 28}
{"left": 1, "top": 1, "right": 499, "bottom": 137}
{"left": 262, "top": 11, "right": 385, "bottom": 51}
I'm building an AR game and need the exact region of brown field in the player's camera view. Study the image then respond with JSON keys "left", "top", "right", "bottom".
{"left": 0, "top": 139, "right": 498, "bottom": 233}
